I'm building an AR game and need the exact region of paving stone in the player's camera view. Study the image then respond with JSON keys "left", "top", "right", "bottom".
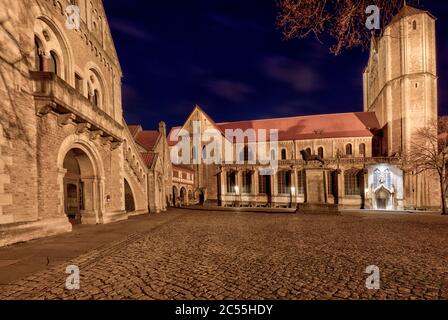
{"left": 0, "top": 209, "right": 447, "bottom": 300}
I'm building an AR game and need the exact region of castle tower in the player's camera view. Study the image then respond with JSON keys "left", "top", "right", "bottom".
{"left": 363, "top": 5, "right": 439, "bottom": 210}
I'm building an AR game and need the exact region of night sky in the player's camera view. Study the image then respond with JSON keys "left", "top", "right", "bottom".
{"left": 103, "top": 0, "right": 448, "bottom": 131}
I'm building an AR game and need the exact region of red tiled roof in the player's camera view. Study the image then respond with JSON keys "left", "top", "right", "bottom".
{"left": 216, "top": 112, "right": 379, "bottom": 141}
{"left": 173, "top": 164, "right": 195, "bottom": 173}
{"left": 168, "top": 126, "right": 181, "bottom": 146}
{"left": 140, "top": 152, "right": 156, "bottom": 167}
{"left": 127, "top": 125, "right": 142, "bottom": 137}
{"left": 135, "top": 130, "right": 160, "bottom": 151}
{"left": 169, "top": 112, "right": 379, "bottom": 144}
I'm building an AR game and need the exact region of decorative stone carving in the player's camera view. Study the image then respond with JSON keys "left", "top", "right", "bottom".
{"left": 110, "top": 141, "right": 122, "bottom": 150}
{"left": 57, "top": 113, "right": 76, "bottom": 126}
{"left": 76, "top": 123, "right": 91, "bottom": 135}
{"left": 90, "top": 130, "right": 103, "bottom": 141}
{"left": 36, "top": 102, "right": 56, "bottom": 116}
{"left": 102, "top": 136, "right": 113, "bottom": 146}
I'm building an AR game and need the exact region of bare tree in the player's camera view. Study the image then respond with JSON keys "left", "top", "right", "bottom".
{"left": 405, "top": 119, "right": 448, "bottom": 215}
{"left": 276, "top": 0, "right": 422, "bottom": 55}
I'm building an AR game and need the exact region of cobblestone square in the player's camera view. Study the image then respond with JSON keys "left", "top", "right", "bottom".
{"left": 1, "top": 209, "right": 448, "bottom": 300}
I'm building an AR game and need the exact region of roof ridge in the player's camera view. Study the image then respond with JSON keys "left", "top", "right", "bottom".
{"left": 216, "top": 111, "right": 373, "bottom": 126}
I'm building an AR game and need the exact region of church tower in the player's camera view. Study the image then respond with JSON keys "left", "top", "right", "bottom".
{"left": 363, "top": 4, "right": 438, "bottom": 156}
{"left": 363, "top": 5, "right": 439, "bottom": 210}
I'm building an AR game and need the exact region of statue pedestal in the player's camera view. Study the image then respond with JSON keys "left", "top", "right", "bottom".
{"left": 298, "top": 168, "right": 340, "bottom": 215}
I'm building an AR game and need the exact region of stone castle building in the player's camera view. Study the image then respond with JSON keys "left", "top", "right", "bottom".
{"left": 168, "top": 5, "right": 442, "bottom": 211}
{"left": 0, "top": 0, "right": 171, "bottom": 247}
{"left": 172, "top": 165, "right": 195, "bottom": 207}
{"left": 0, "top": 2, "right": 444, "bottom": 246}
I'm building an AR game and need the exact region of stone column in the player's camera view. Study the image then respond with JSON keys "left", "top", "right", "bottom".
{"left": 363, "top": 169, "right": 371, "bottom": 209}
{"left": 80, "top": 177, "right": 99, "bottom": 224}
{"left": 253, "top": 169, "right": 259, "bottom": 194}
{"left": 57, "top": 168, "right": 68, "bottom": 217}
{"left": 271, "top": 171, "right": 277, "bottom": 206}
{"left": 337, "top": 170, "right": 344, "bottom": 205}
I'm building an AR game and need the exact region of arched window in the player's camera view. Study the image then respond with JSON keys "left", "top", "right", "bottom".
{"left": 297, "top": 170, "right": 305, "bottom": 194}
{"left": 359, "top": 143, "right": 366, "bottom": 156}
{"left": 344, "top": 170, "right": 361, "bottom": 195}
{"left": 385, "top": 169, "right": 392, "bottom": 189}
{"left": 226, "top": 171, "right": 236, "bottom": 193}
{"left": 327, "top": 171, "right": 337, "bottom": 196}
{"left": 93, "top": 89, "right": 100, "bottom": 107}
{"left": 317, "top": 147, "right": 324, "bottom": 158}
{"left": 192, "top": 146, "right": 197, "bottom": 162}
{"left": 202, "top": 145, "right": 207, "bottom": 159}
{"left": 277, "top": 170, "right": 291, "bottom": 194}
{"left": 373, "top": 169, "right": 381, "bottom": 189}
{"left": 240, "top": 145, "right": 254, "bottom": 163}
{"left": 258, "top": 174, "right": 270, "bottom": 194}
{"left": 242, "top": 171, "right": 252, "bottom": 194}
{"left": 270, "top": 149, "right": 276, "bottom": 161}
{"left": 281, "top": 148, "right": 287, "bottom": 160}
{"left": 346, "top": 144, "right": 353, "bottom": 156}
{"left": 49, "top": 51, "right": 59, "bottom": 75}
{"left": 35, "top": 36, "right": 44, "bottom": 71}
{"left": 413, "top": 20, "right": 417, "bottom": 30}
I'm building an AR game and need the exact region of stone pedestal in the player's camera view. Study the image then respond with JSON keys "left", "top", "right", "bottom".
{"left": 300, "top": 168, "right": 340, "bottom": 215}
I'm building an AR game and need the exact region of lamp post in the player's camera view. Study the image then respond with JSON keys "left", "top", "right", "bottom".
{"left": 290, "top": 186, "right": 296, "bottom": 208}
{"left": 234, "top": 185, "right": 240, "bottom": 207}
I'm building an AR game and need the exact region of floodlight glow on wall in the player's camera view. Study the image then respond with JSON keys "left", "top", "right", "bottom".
{"left": 291, "top": 187, "right": 296, "bottom": 196}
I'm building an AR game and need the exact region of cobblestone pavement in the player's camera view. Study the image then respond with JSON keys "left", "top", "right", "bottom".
{"left": 1, "top": 209, "right": 448, "bottom": 300}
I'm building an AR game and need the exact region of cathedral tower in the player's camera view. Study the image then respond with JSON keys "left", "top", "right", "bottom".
{"left": 363, "top": 5, "right": 438, "bottom": 156}
{"left": 363, "top": 5, "right": 439, "bottom": 210}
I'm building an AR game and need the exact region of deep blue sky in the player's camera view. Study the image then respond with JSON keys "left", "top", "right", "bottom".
{"left": 103, "top": 0, "right": 448, "bottom": 130}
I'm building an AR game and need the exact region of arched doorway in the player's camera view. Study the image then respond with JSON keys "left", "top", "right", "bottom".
{"left": 124, "top": 179, "right": 135, "bottom": 212}
{"left": 180, "top": 187, "right": 187, "bottom": 206}
{"left": 198, "top": 189, "right": 205, "bottom": 205}
{"left": 63, "top": 148, "right": 94, "bottom": 225}
{"left": 375, "top": 186, "right": 392, "bottom": 210}
{"left": 173, "top": 186, "right": 179, "bottom": 207}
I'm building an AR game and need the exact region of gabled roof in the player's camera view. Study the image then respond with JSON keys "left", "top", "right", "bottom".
{"left": 216, "top": 112, "right": 379, "bottom": 141}
{"left": 168, "top": 110, "right": 380, "bottom": 145}
{"left": 140, "top": 152, "right": 157, "bottom": 168}
{"left": 127, "top": 125, "right": 142, "bottom": 138}
{"left": 126, "top": 123, "right": 161, "bottom": 169}
{"left": 135, "top": 130, "right": 160, "bottom": 152}
{"left": 389, "top": 4, "right": 434, "bottom": 25}
{"left": 167, "top": 126, "right": 182, "bottom": 146}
